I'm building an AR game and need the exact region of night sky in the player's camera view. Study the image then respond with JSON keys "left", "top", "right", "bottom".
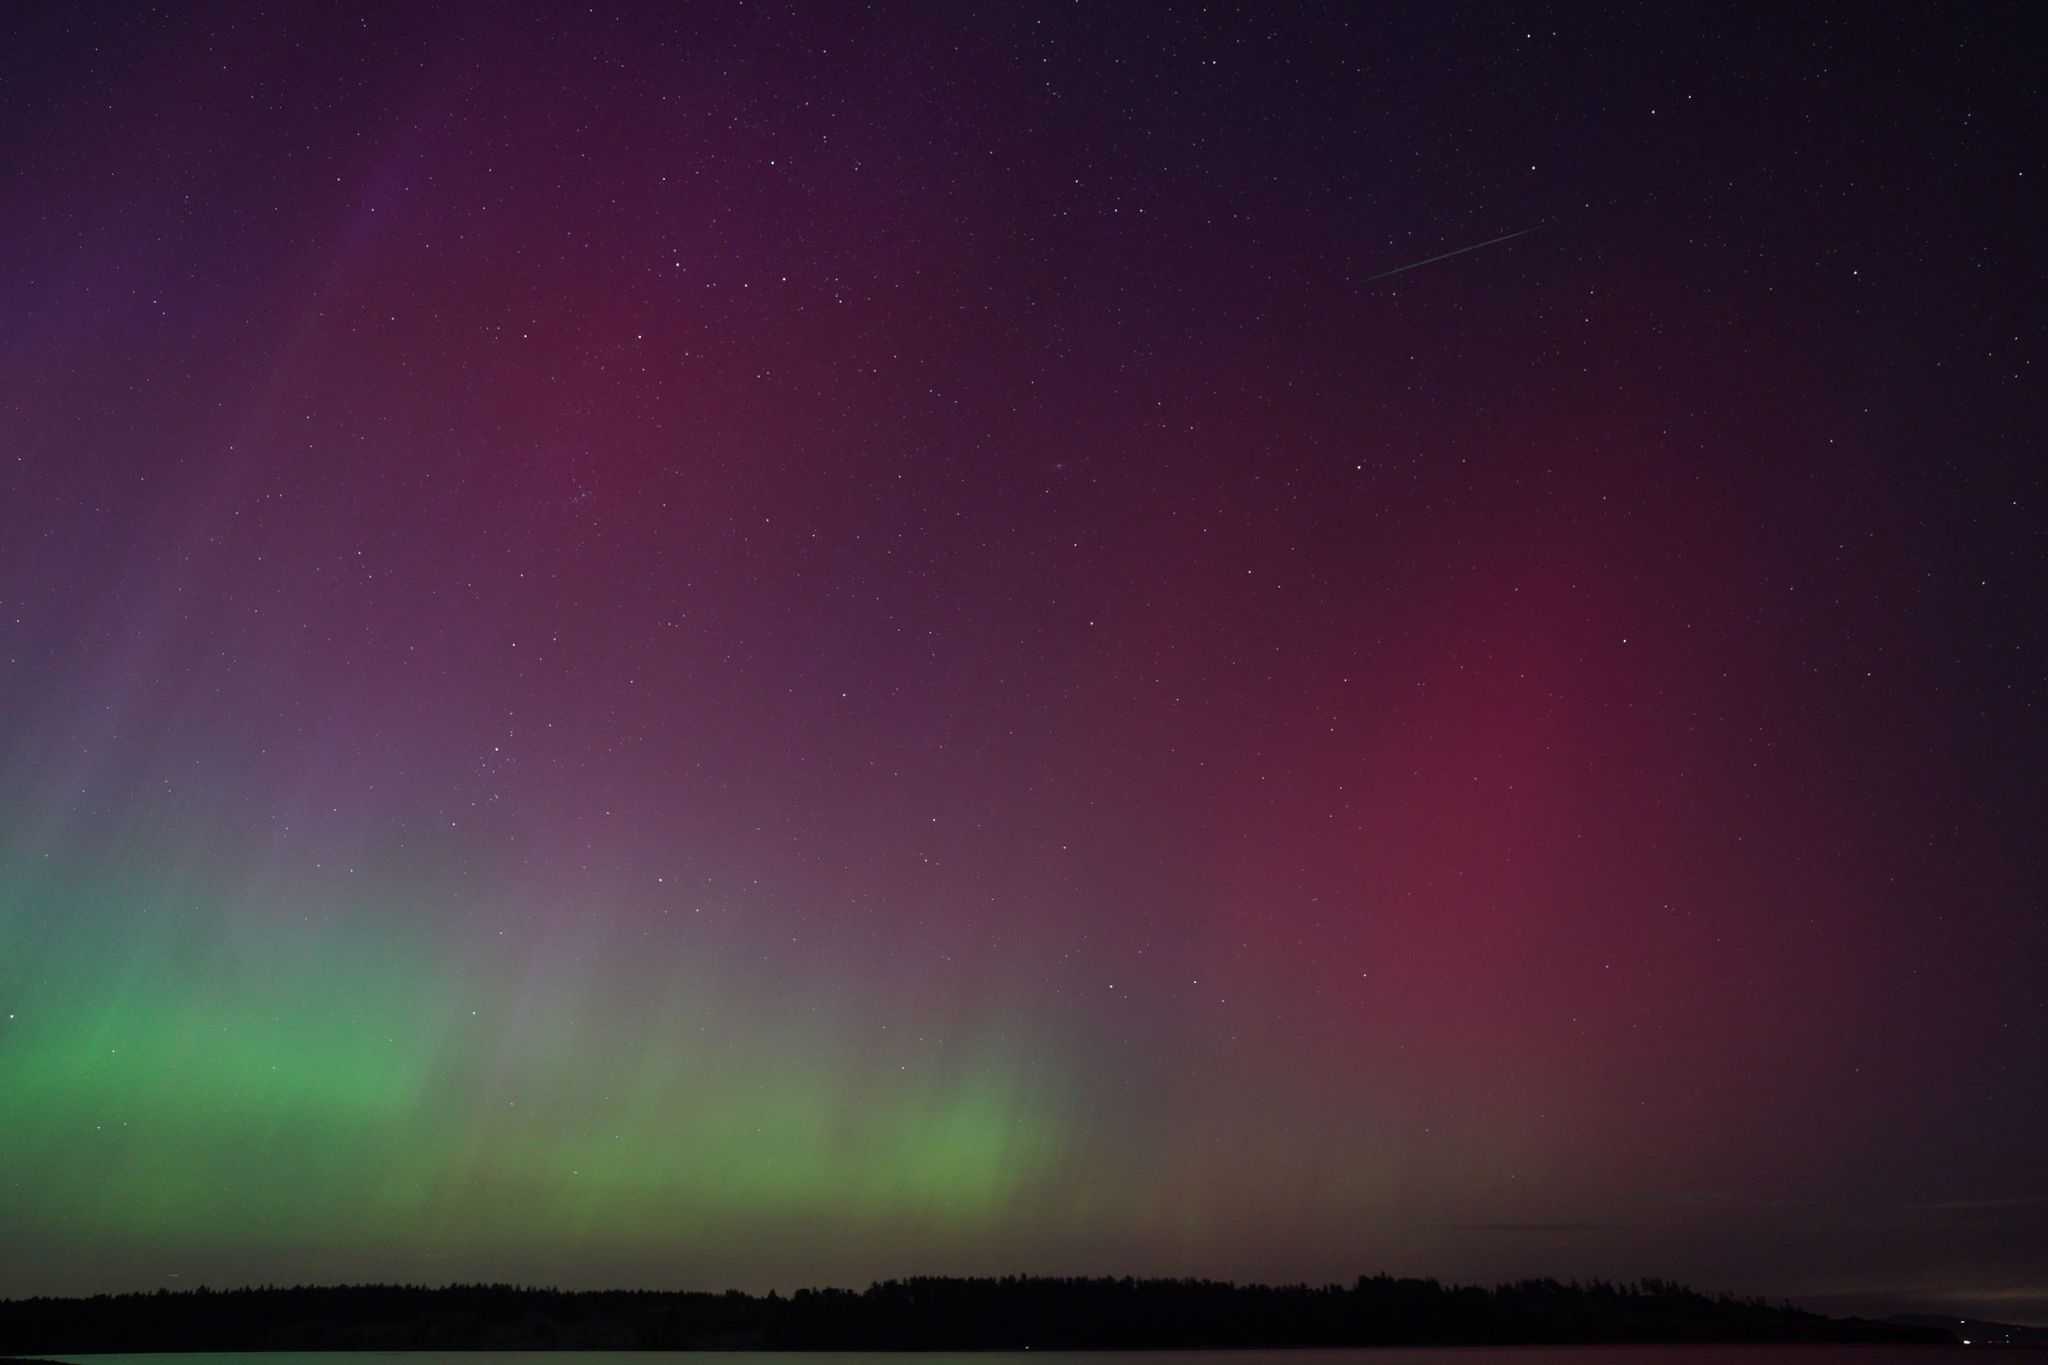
{"left": 1, "top": 1, "right": 2042, "bottom": 1326}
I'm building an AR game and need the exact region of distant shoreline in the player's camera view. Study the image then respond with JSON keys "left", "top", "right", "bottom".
{"left": 0, "top": 1275, "right": 1956, "bottom": 1354}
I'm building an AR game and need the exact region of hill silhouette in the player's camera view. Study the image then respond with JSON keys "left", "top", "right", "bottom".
{"left": 0, "top": 1274, "right": 1951, "bottom": 1352}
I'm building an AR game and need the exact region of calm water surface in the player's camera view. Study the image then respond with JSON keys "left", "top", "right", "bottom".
{"left": 45, "top": 1349, "right": 2025, "bottom": 1364}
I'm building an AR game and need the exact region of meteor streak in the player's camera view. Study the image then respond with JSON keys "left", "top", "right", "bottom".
{"left": 1357, "top": 224, "right": 1542, "bottom": 283}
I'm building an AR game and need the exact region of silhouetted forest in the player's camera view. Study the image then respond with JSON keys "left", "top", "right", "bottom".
{"left": 0, "top": 1274, "right": 1953, "bottom": 1352}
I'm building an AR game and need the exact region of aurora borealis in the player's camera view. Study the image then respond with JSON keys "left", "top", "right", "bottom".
{"left": 1, "top": 0, "right": 2043, "bottom": 1327}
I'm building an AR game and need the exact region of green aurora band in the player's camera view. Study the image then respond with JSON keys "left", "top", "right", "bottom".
{"left": 1, "top": 844, "right": 1077, "bottom": 1281}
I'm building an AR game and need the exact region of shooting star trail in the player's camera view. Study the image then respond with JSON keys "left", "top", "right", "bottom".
{"left": 1357, "top": 225, "right": 1543, "bottom": 284}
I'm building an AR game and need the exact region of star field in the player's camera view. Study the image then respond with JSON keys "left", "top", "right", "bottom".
{"left": 0, "top": 0, "right": 2042, "bottom": 1327}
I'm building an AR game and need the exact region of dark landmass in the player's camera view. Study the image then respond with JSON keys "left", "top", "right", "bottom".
{"left": 0, "top": 1275, "right": 1954, "bottom": 1353}
{"left": 1888, "top": 1313, "right": 2048, "bottom": 1346}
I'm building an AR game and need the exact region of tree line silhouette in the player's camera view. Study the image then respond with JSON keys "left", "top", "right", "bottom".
{"left": 0, "top": 1273, "right": 1951, "bottom": 1353}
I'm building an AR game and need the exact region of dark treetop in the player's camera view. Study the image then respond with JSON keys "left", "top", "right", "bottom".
{"left": 0, "top": 1275, "right": 1952, "bottom": 1353}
